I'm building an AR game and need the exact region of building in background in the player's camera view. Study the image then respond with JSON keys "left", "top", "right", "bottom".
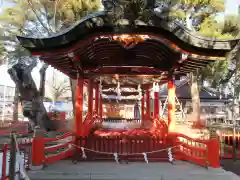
{"left": 159, "top": 79, "right": 230, "bottom": 124}
{"left": 0, "top": 65, "right": 16, "bottom": 120}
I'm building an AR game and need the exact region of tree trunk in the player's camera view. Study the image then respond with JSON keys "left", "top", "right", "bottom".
{"left": 8, "top": 62, "right": 58, "bottom": 132}
{"left": 70, "top": 78, "right": 76, "bottom": 115}
{"left": 12, "top": 87, "right": 19, "bottom": 121}
{"left": 189, "top": 72, "right": 201, "bottom": 124}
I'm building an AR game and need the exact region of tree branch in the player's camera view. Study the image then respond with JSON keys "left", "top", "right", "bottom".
{"left": 26, "top": 0, "right": 52, "bottom": 35}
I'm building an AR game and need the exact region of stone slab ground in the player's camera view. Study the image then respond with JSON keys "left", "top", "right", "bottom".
{"left": 28, "top": 161, "right": 240, "bottom": 180}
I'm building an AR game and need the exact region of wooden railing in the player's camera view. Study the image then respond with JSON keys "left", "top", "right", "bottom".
{"left": 31, "top": 111, "right": 102, "bottom": 167}
{"left": 169, "top": 133, "right": 220, "bottom": 168}
{"left": 74, "top": 136, "right": 170, "bottom": 162}
{"left": 32, "top": 132, "right": 74, "bottom": 167}
{"left": 219, "top": 132, "right": 240, "bottom": 159}
{"left": 1, "top": 139, "right": 32, "bottom": 180}
{"left": 82, "top": 111, "right": 102, "bottom": 136}
{"left": 0, "top": 122, "right": 29, "bottom": 136}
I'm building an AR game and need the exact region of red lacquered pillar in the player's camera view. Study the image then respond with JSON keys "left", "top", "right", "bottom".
{"left": 207, "top": 138, "right": 220, "bottom": 168}
{"left": 75, "top": 78, "right": 84, "bottom": 137}
{"left": 31, "top": 128, "right": 45, "bottom": 166}
{"left": 168, "top": 75, "right": 176, "bottom": 131}
{"left": 99, "top": 94, "right": 103, "bottom": 119}
{"left": 95, "top": 83, "right": 99, "bottom": 115}
{"left": 146, "top": 88, "right": 151, "bottom": 120}
{"left": 141, "top": 91, "right": 145, "bottom": 121}
{"left": 154, "top": 83, "right": 159, "bottom": 118}
{"left": 88, "top": 80, "right": 93, "bottom": 120}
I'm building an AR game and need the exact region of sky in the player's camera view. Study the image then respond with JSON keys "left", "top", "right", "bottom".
{"left": 225, "top": 0, "right": 240, "bottom": 15}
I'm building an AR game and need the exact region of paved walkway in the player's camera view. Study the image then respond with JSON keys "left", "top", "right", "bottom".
{"left": 28, "top": 161, "right": 240, "bottom": 180}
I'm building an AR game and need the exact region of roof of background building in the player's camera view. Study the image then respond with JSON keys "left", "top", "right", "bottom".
{"left": 159, "top": 78, "right": 230, "bottom": 100}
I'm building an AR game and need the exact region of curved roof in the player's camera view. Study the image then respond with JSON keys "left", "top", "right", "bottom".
{"left": 17, "top": 11, "right": 237, "bottom": 53}
{"left": 16, "top": 10, "right": 236, "bottom": 83}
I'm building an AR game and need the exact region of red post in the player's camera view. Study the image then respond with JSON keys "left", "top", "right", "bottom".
{"left": 1, "top": 144, "right": 8, "bottom": 180}
{"left": 207, "top": 138, "right": 220, "bottom": 168}
{"left": 146, "top": 88, "right": 150, "bottom": 119}
{"left": 95, "top": 83, "right": 99, "bottom": 115}
{"left": 99, "top": 95, "right": 103, "bottom": 119}
{"left": 32, "top": 128, "right": 45, "bottom": 166}
{"left": 154, "top": 84, "right": 159, "bottom": 118}
{"left": 88, "top": 80, "right": 93, "bottom": 120}
{"left": 141, "top": 92, "right": 145, "bottom": 121}
{"left": 75, "top": 78, "right": 84, "bottom": 137}
{"left": 168, "top": 75, "right": 176, "bottom": 131}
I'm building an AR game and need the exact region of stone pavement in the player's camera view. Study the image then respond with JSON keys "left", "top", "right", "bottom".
{"left": 28, "top": 161, "right": 240, "bottom": 180}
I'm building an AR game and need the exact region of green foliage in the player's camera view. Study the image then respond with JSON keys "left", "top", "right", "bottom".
{"left": 1, "top": 0, "right": 101, "bottom": 35}
{"left": 0, "top": 0, "right": 102, "bottom": 65}
{"left": 197, "top": 16, "right": 233, "bottom": 39}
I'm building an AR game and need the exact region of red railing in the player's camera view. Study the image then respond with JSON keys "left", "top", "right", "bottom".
{"left": 219, "top": 132, "right": 240, "bottom": 159}
{"left": 0, "top": 122, "right": 29, "bottom": 136}
{"left": 82, "top": 111, "right": 102, "bottom": 136}
{"left": 169, "top": 133, "right": 220, "bottom": 168}
{"left": 31, "top": 111, "right": 102, "bottom": 167}
{"left": 32, "top": 132, "right": 75, "bottom": 167}
{"left": 75, "top": 136, "right": 170, "bottom": 162}
{"left": 1, "top": 139, "right": 32, "bottom": 180}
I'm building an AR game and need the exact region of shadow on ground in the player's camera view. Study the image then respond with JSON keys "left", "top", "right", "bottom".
{"left": 221, "top": 159, "right": 240, "bottom": 176}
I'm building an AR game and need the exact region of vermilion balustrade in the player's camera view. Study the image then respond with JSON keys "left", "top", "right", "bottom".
{"left": 0, "top": 122, "right": 29, "bottom": 136}
{"left": 220, "top": 132, "right": 240, "bottom": 159}
{"left": 31, "top": 112, "right": 101, "bottom": 167}
{"left": 31, "top": 132, "right": 75, "bottom": 167}
{"left": 169, "top": 133, "right": 220, "bottom": 168}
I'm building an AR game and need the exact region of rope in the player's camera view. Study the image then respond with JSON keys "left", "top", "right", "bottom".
{"left": 71, "top": 143, "right": 181, "bottom": 156}
{"left": 53, "top": 130, "right": 208, "bottom": 157}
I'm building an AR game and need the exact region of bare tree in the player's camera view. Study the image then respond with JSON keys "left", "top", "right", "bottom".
{"left": 46, "top": 69, "right": 71, "bottom": 102}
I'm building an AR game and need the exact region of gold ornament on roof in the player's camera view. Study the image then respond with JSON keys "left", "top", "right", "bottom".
{"left": 113, "top": 34, "right": 149, "bottom": 49}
